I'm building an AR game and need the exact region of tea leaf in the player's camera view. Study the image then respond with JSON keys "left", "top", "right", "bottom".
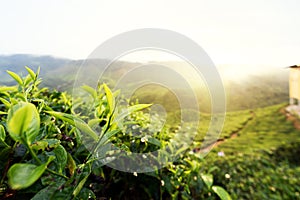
{"left": 24, "top": 74, "right": 32, "bottom": 87}
{"left": 25, "top": 66, "right": 36, "bottom": 80}
{"left": 0, "top": 86, "right": 17, "bottom": 93}
{"left": 45, "top": 111, "right": 75, "bottom": 124}
{"left": 81, "top": 85, "right": 97, "bottom": 100}
{"left": 31, "top": 140, "right": 48, "bottom": 151}
{"left": 88, "top": 118, "right": 101, "bottom": 128}
{"left": 66, "top": 152, "right": 76, "bottom": 176}
{"left": 6, "top": 70, "right": 23, "bottom": 86}
{"left": 73, "top": 173, "right": 90, "bottom": 198}
{"left": 148, "top": 137, "right": 161, "bottom": 147}
{"left": 46, "top": 111, "right": 98, "bottom": 141}
{"left": 0, "top": 125, "right": 9, "bottom": 148}
{"left": 0, "top": 124, "right": 5, "bottom": 141}
{"left": 31, "top": 179, "right": 66, "bottom": 200}
{"left": 115, "top": 104, "right": 152, "bottom": 123}
{"left": 53, "top": 145, "right": 67, "bottom": 174}
{"left": 103, "top": 83, "right": 114, "bottom": 114}
{"left": 201, "top": 174, "right": 213, "bottom": 189}
{"left": 72, "top": 164, "right": 91, "bottom": 198}
{"left": 7, "top": 102, "right": 40, "bottom": 144}
{"left": 212, "top": 186, "right": 232, "bottom": 200}
{"left": 0, "top": 97, "right": 10, "bottom": 108}
{"left": 98, "top": 129, "right": 120, "bottom": 147}
{"left": 44, "top": 139, "right": 61, "bottom": 148}
{"left": 8, "top": 156, "right": 55, "bottom": 190}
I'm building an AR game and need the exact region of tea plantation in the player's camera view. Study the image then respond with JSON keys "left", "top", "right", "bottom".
{"left": 0, "top": 68, "right": 299, "bottom": 199}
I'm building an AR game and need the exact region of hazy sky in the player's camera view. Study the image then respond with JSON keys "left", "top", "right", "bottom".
{"left": 0, "top": 0, "right": 300, "bottom": 68}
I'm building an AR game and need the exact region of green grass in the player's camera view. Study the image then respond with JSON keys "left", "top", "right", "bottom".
{"left": 193, "top": 109, "right": 253, "bottom": 143}
{"left": 201, "top": 103, "right": 300, "bottom": 199}
{"left": 213, "top": 103, "right": 299, "bottom": 155}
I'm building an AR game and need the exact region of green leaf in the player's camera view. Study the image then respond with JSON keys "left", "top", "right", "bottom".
{"left": 0, "top": 86, "right": 17, "bottom": 93}
{"left": 103, "top": 83, "right": 114, "bottom": 114}
{"left": 10, "top": 98, "right": 18, "bottom": 105}
{"left": 46, "top": 111, "right": 98, "bottom": 141}
{"left": 44, "top": 138, "right": 61, "bottom": 148}
{"left": 31, "top": 179, "right": 66, "bottom": 200}
{"left": 31, "top": 140, "right": 48, "bottom": 151}
{"left": 201, "top": 174, "right": 213, "bottom": 189}
{"left": 175, "top": 146, "right": 189, "bottom": 157}
{"left": 66, "top": 152, "right": 76, "bottom": 176}
{"left": 25, "top": 66, "right": 36, "bottom": 80}
{"left": 7, "top": 102, "right": 40, "bottom": 144}
{"left": 0, "top": 97, "right": 11, "bottom": 108}
{"left": 7, "top": 156, "right": 55, "bottom": 190}
{"left": 73, "top": 174, "right": 90, "bottom": 198}
{"left": 71, "top": 119, "right": 99, "bottom": 141}
{"left": 88, "top": 118, "right": 101, "bottom": 128}
{"left": 72, "top": 164, "right": 92, "bottom": 198}
{"left": 53, "top": 145, "right": 67, "bottom": 174}
{"left": 98, "top": 129, "right": 120, "bottom": 146}
{"left": 23, "top": 75, "right": 31, "bottom": 87}
{"left": 212, "top": 186, "right": 232, "bottom": 200}
{"left": 15, "top": 93, "right": 26, "bottom": 101}
{"left": 81, "top": 85, "right": 97, "bottom": 100}
{"left": 115, "top": 104, "right": 152, "bottom": 123}
{"left": 162, "top": 175, "right": 172, "bottom": 194}
{"left": 45, "top": 111, "right": 75, "bottom": 124}
{"left": 148, "top": 137, "right": 161, "bottom": 147}
{"left": 0, "top": 125, "right": 9, "bottom": 148}
{"left": 0, "top": 124, "right": 5, "bottom": 141}
{"left": 6, "top": 70, "right": 23, "bottom": 86}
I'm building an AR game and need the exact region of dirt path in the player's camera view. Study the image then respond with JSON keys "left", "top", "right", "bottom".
{"left": 197, "top": 107, "right": 300, "bottom": 154}
{"left": 280, "top": 107, "right": 300, "bottom": 130}
{"left": 197, "top": 111, "right": 255, "bottom": 153}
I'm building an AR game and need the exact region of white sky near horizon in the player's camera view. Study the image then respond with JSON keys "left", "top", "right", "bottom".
{"left": 0, "top": 0, "right": 300, "bottom": 73}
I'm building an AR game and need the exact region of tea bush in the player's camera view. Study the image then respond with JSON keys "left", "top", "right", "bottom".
{"left": 204, "top": 149, "right": 300, "bottom": 200}
{"left": 203, "top": 104, "right": 300, "bottom": 200}
{"left": 0, "top": 67, "right": 230, "bottom": 200}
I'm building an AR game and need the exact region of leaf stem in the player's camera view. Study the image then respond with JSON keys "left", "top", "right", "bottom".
{"left": 23, "top": 139, "right": 42, "bottom": 165}
{"left": 46, "top": 168, "right": 68, "bottom": 179}
{"left": 24, "top": 140, "right": 68, "bottom": 179}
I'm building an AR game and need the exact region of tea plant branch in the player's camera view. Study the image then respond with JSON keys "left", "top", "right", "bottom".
{"left": 85, "top": 130, "right": 120, "bottom": 165}
{"left": 102, "top": 107, "right": 116, "bottom": 136}
{"left": 22, "top": 139, "right": 68, "bottom": 180}
{"left": 23, "top": 139, "right": 42, "bottom": 165}
{"left": 85, "top": 108, "right": 116, "bottom": 163}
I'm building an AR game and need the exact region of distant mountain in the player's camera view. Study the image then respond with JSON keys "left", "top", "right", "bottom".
{"left": 0, "top": 54, "right": 72, "bottom": 84}
{"left": 0, "top": 54, "right": 72, "bottom": 72}
{"left": 0, "top": 54, "right": 112, "bottom": 88}
{"left": 0, "top": 54, "right": 290, "bottom": 111}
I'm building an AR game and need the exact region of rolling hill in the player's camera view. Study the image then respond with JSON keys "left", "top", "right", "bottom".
{"left": 0, "top": 54, "right": 290, "bottom": 111}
